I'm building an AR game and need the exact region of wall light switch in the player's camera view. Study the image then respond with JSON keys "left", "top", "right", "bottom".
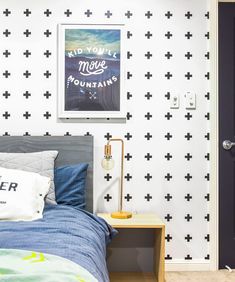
{"left": 185, "top": 92, "right": 196, "bottom": 109}
{"left": 170, "top": 95, "right": 180, "bottom": 109}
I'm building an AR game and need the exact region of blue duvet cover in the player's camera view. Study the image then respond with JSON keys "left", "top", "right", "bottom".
{"left": 0, "top": 205, "right": 117, "bottom": 282}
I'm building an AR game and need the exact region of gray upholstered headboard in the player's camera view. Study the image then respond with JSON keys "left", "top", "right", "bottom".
{"left": 0, "top": 136, "right": 93, "bottom": 213}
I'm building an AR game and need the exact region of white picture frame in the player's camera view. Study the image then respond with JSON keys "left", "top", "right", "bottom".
{"left": 58, "top": 24, "right": 125, "bottom": 119}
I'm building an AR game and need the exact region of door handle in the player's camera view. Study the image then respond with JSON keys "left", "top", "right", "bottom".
{"left": 222, "top": 140, "right": 235, "bottom": 150}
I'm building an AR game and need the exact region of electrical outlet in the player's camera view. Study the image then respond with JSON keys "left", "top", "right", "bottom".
{"left": 185, "top": 92, "right": 196, "bottom": 109}
{"left": 170, "top": 95, "right": 180, "bottom": 109}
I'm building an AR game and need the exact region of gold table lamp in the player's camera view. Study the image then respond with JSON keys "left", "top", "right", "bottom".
{"left": 101, "top": 138, "right": 132, "bottom": 219}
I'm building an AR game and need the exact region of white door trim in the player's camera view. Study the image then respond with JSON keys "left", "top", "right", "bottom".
{"left": 209, "top": 0, "right": 219, "bottom": 271}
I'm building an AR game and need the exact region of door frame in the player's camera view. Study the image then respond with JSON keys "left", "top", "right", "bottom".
{"left": 209, "top": 0, "right": 218, "bottom": 271}
{"left": 209, "top": 0, "right": 235, "bottom": 271}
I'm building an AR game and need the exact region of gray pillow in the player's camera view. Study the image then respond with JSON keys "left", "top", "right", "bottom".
{"left": 0, "top": 151, "right": 58, "bottom": 204}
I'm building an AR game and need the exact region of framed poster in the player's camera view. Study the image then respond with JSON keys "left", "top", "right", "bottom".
{"left": 58, "top": 24, "right": 125, "bottom": 118}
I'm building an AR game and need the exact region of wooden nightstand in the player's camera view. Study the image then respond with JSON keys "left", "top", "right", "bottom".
{"left": 98, "top": 213, "right": 165, "bottom": 282}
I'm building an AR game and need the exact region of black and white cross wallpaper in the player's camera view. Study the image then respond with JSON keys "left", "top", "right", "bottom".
{"left": 0, "top": 0, "right": 210, "bottom": 263}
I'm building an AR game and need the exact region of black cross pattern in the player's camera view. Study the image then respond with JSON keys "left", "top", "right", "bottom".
{"left": 165, "top": 214, "right": 172, "bottom": 222}
{"left": 2, "top": 91, "right": 11, "bottom": 99}
{"left": 84, "top": 9, "right": 92, "bottom": 17}
{"left": 127, "top": 92, "right": 132, "bottom": 100}
{"left": 165, "top": 92, "right": 170, "bottom": 100}
{"left": 22, "top": 50, "right": 31, "bottom": 58}
{"left": 145, "top": 132, "right": 152, "bottom": 140}
{"left": 185, "top": 234, "right": 192, "bottom": 242}
{"left": 104, "top": 174, "right": 112, "bottom": 181}
{"left": 124, "top": 173, "right": 132, "bottom": 181}
{"left": 125, "top": 194, "right": 132, "bottom": 201}
{"left": 185, "top": 173, "right": 192, "bottom": 181}
{"left": 165, "top": 11, "right": 173, "bottom": 19}
{"left": 205, "top": 153, "right": 210, "bottom": 161}
{"left": 145, "top": 51, "right": 152, "bottom": 59}
{"left": 205, "top": 173, "right": 210, "bottom": 181}
{"left": 165, "top": 153, "right": 172, "bottom": 161}
{"left": 145, "top": 153, "right": 152, "bottom": 161}
{"left": 185, "top": 153, "right": 192, "bottom": 161}
{"left": 23, "top": 91, "right": 31, "bottom": 99}
{"left": 185, "top": 194, "right": 192, "bottom": 201}
{"left": 64, "top": 9, "right": 72, "bottom": 17}
{"left": 205, "top": 133, "right": 210, "bottom": 140}
{"left": 185, "top": 11, "right": 192, "bottom": 19}
{"left": 23, "top": 9, "right": 31, "bottom": 17}
{"left": 44, "top": 91, "right": 51, "bottom": 99}
{"left": 205, "top": 12, "right": 209, "bottom": 19}
{"left": 145, "top": 11, "right": 153, "bottom": 19}
{"left": 125, "top": 153, "right": 132, "bottom": 161}
{"left": 23, "top": 70, "right": 31, "bottom": 78}
{"left": 205, "top": 113, "right": 210, "bottom": 120}
{"left": 205, "top": 194, "right": 210, "bottom": 201}
{"left": 205, "top": 214, "right": 210, "bottom": 221}
{"left": 44, "top": 132, "right": 51, "bottom": 136}
{"left": 165, "top": 72, "right": 173, "bottom": 79}
{"left": 43, "top": 111, "right": 51, "bottom": 119}
{"left": 3, "top": 132, "right": 10, "bottom": 136}
{"left": 3, "top": 111, "right": 10, "bottom": 119}
{"left": 185, "top": 32, "right": 193, "bottom": 39}
{"left": 105, "top": 10, "right": 112, "bottom": 18}
{"left": 127, "top": 51, "right": 133, "bottom": 59}
{"left": 205, "top": 234, "right": 210, "bottom": 242}
{"left": 185, "top": 214, "right": 192, "bottom": 222}
{"left": 205, "top": 52, "right": 210, "bottom": 60}
{"left": 23, "top": 132, "right": 31, "bottom": 136}
{"left": 127, "top": 72, "right": 132, "bottom": 79}
{"left": 64, "top": 132, "right": 71, "bottom": 136}
{"left": 3, "top": 29, "right": 11, "bottom": 37}
{"left": 44, "top": 29, "right": 52, "bottom": 37}
{"left": 3, "top": 9, "right": 11, "bottom": 16}
{"left": 185, "top": 52, "right": 192, "bottom": 60}
{"left": 185, "top": 132, "right": 192, "bottom": 140}
{"left": 165, "top": 173, "right": 172, "bottom": 181}
{"left": 23, "top": 29, "right": 31, "bottom": 37}
{"left": 165, "top": 31, "right": 173, "bottom": 39}
{"left": 205, "top": 32, "right": 209, "bottom": 40}
{"left": 3, "top": 70, "right": 11, "bottom": 78}
{"left": 185, "top": 255, "right": 192, "bottom": 260}
{"left": 44, "top": 70, "right": 51, "bottom": 78}
{"left": 205, "top": 72, "right": 210, "bottom": 80}
{"left": 125, "top": 10, "right": 133, "bottom": 18}
{"left": 185, "top": 112, "right": 192, "bottom": 120}
{"left": 145, "top": 173, "right": 152, "bottom": 181}
{"left": 165, "top": 51, "right": 173, "bottom": 59}
{"left": 44, "top": 9, "right": 52, "bottom": 17}
{"left": 104, "top": 194, "right": 112, "bottom": 202}
{"left": 145, "top": 31, "right": 153, "bottom": 39}
{"left": 145, "top": 112, "right": 152, "bottom": 120}
{"left": 165, "top": 234, "right": 173, "bottom": 242}
{"left": 23, "top": 111, "right": 31, "bottom": 119}
{"left": 165, "top": 132, "right": 173, "bottom": 140}
{"left": 145, "top": 72, "right": 152, "bottom": 79}
{"left": 145, "top": 194, "right": 152, "bottom": 201}
{"left": 44, "top": 50, "right": 52, "bottom": 58}
{"left": 165, "top": 194, "right": 172, "bottom": 201}
{"left": 3, "top": 50, "right": 11, "bottom": 57}
{"left": 205, "top": 92, "right": 210, "bottom": 100}
{"left": 145, "top": 92, "right": 152, "bottom": 100}
{"left": 127, "top": 31, "right": 133, "bottom": 39}
{"left": 124, "top": 132, "right": 132, "bottom": 140}
{"left": 104, "top": 132, "right": 112, "bottom": 140}
{"left": 185, "top": 72, "right": 192, "bottom": 80}
{"left": 165, "top": 112, "right": 173, "bottom": 120}
{"left": 126, "top": 112, "right": 132, "bottom": 120}
{"left": 165, "top": 254, "right": 172, "bottom": 260}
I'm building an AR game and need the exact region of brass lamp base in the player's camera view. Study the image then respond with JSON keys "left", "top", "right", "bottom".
{"left": 111, "top": 211, "right": 132, "bottom": 219}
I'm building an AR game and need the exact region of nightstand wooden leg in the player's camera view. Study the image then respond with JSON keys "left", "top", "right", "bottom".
{"left": 154, "top": 226, "right": 165, "bottom": 282}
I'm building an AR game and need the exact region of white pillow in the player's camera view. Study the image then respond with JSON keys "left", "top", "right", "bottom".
{"left": 0, "top": 167, "right": 50, "bottom": 221}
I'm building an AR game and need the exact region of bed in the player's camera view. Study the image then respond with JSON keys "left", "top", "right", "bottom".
{"left": 0, "top": 136, "right": 116, "bottom": 282}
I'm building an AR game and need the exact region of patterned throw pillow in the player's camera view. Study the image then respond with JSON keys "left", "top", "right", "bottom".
{"left": 0, "top": 151, "right": 58, "bottom": 204}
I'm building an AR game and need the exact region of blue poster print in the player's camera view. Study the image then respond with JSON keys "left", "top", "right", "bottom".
{"left": 65, "top": 29, "right": 120, "bottom": 111}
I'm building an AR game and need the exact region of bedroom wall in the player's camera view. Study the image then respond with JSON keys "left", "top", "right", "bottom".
{"left": 0, "top": 0, "right": 210, "bottom": 265}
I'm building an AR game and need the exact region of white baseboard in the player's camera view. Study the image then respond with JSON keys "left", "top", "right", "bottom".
{"left": 166, "top": 260, "right": 211, "bottom": 271}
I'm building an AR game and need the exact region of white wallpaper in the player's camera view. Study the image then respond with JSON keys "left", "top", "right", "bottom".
{"left": 0, "top": 0, "right": 210, "bottom": 262}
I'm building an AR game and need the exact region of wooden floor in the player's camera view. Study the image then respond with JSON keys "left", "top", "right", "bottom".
{"left": 110, "top": 272, "right": 156, "bottom": 282}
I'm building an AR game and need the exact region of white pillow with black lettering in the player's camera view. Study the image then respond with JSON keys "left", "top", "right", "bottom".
{"left": 0, "top": 167, "right": 50, "bottom": 221}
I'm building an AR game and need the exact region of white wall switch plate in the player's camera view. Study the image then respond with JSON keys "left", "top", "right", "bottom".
{"left": 170, "top": 95, "right": 180, "bottom": 109}
{"left": 185, "top": 92, "right": 196, "bottom": 109}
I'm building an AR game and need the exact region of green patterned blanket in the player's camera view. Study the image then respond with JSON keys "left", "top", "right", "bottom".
{"left": 0, "top": 249, "right": 98, "bottom": 282}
